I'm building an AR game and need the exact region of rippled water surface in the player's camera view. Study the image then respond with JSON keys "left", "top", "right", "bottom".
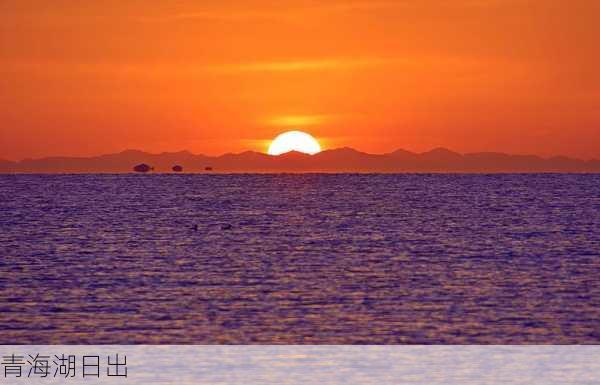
{"left": 1, "top": 174, "right": 599, "bottom": 343}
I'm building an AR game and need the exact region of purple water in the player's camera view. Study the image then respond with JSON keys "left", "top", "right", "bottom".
{"left": 1, "top": 174, "right": 599, "bottom": 343}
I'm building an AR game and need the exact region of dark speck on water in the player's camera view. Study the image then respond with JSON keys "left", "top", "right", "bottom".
{"left": 0, "top": 174, "right": 599, "bottom": 344}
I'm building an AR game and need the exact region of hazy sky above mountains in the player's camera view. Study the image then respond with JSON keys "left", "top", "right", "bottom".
{"left": 1, "top": 1, "right": 599, "bottom": 160}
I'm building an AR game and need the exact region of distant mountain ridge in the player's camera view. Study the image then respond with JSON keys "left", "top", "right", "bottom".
{"left": 1, "top": 148, "right": 599, "bottom": 173}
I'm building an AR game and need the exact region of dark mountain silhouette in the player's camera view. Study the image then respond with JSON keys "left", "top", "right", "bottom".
{"left": 1, "top": 148, "right": 599, "bottom": 173}
{"left": 0, "top": 158, "right": 14, "bottom": 172}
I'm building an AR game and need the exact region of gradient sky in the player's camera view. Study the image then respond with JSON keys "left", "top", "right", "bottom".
{"left": 1, "top": 0, "right": 599, "bottom": 160}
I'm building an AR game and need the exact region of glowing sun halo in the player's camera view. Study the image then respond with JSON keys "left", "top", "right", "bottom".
{"left": 267, "top": 131, "right": 322, "bottom": 156}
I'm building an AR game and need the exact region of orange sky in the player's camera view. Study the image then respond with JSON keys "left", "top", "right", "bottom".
{"left": 1, "top": 0, "right": 599, "bottom": 160}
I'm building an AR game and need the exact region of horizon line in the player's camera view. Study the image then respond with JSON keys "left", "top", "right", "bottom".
{"left": 3, "top": 146, "right": 599, "bottom": 163}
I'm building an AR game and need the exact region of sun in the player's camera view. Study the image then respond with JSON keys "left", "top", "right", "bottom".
{"left": 267, "top": 131, "right": 322, "bottom": 156}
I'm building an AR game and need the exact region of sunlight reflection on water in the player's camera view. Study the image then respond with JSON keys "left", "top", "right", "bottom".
{"left": 4, "top": 346, "right": 599, "bottom": 384}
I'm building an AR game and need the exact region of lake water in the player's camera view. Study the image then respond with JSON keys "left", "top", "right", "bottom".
{"left": 0, "top": 174, "right": 599, "bottom": 343}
